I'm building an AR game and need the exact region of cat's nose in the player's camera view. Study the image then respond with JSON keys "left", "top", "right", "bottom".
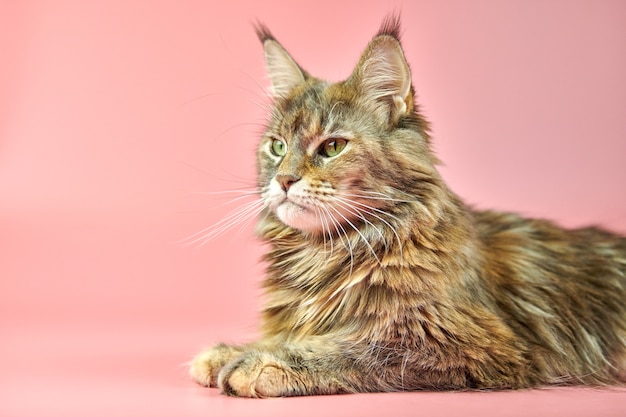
{"left": 276, "top": 174, "right": 301, "bottom": 192}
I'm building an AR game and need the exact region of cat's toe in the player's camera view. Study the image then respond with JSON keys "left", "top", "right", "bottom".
{"left": 189, "top": 344, "right": 242, "bottom": 387}
{"left": 189, "top": 351, "right": 219, "bottom": 387}
{"left": 218, "top": 352, "right": 293, "bottom": 398}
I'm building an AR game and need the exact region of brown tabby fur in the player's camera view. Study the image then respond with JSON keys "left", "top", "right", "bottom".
{"left": 190, "top": 16, "right": 626, "bottom": 397}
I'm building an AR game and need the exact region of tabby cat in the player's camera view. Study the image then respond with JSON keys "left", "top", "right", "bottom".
{"left": 190, "top": 16, "right": 626, "bottom": 397}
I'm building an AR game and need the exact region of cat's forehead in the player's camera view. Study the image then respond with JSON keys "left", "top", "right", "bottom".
{"left": 271, "top": 80, "right": 357, "bottom": 137}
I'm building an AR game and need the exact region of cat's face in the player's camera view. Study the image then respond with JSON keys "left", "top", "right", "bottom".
{"left": 256, "top": 23, "right": 435, "bottom": 235}
{"left": 258, "top": 82, "right": 383, "bottom": 233}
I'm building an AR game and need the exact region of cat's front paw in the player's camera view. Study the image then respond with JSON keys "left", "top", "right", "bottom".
{"left": 217, "top": 351, "right": 298, "bottom": 397}
{"left": 189, "top": 343, "right": 242, "bottom": 387}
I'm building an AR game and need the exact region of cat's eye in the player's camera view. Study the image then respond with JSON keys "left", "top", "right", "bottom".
{"left": 271, "top": 139, "right": 286, "bottom": 157}
{"left": 319, "top": 138, "right": 348, "bottom": 158}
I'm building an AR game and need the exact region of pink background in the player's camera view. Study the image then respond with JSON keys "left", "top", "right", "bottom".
{"left": 2, "top": 1, "right": 625, "bottom": 416}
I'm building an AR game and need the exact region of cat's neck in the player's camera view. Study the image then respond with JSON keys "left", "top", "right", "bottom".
{"left": 256, "top": 184, "right": 478, "bottom": 272}
{"left": 256, "top": 186, "right": 485, "bottom": 341}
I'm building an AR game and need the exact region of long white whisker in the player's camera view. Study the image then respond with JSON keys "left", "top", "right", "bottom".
{"left": 210, "top": 122, "right": 264, "bottom": 143}
{"left": 334, "top": 195, "right": 404, "bottom": 265}
{"left": 179, "top": 92, "right": 215, "bottom": 107}
{"left": 239, "top": 69, "right": 273, "bottom": 101}
{"left": 330, "top": 206, "right": 381, "bottom": 264}
{"left": 335, "top": 194, "right": 403, "bottom": 225}
{"left": 331, "top": 198, "right": 388, "bottom": 251}
{"left": 319, "top": 205, "right": 336, "bottom": 258}
{"left": 188, "top": 204, "right": 261, "bottom": 247}
{"left": 246, "top": 97, "right": 273, "bottom": 114}
{"left": 190, "top": 191, "right": 263, "bottom": 210}
{"left": 313, "top": 205, "right": 330, "bottom": 256}
{"left": 181, "top": 199, "right": 265, "bottom": 248}
{"left": 320, "top": 204, "right": 353, "bottom": 276}
{"left": 341, "top": 191, "right": 418, "bottom": 204}
{"left": 327, "top": 202, "right": 381, "bottom": 265}
{"left": 202, "top": 201, "right": 263, "bottom": 244}
{"left": 232, "top": 201, "right": 265, "bottom": 240}
{"left": 190, "top": 188, "right": 262, "bottom": 196}
{"left": 184, "top": 201, "right": 258, "bottom": 242}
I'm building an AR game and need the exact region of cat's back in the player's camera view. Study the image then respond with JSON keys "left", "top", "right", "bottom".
{"left": 473, "top": 210, "right": 626, "bottom": 278}
{"left": 471, "top": 209, "right": 626, "bottom": 384}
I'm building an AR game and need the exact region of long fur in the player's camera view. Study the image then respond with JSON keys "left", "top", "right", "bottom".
{"left": 190, "top": 16, "right": 626, "bottom": 397}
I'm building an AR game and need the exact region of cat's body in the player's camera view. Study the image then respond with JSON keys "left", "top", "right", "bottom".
{"left": 190, "top": 17, "right": 626, "bottom": 397}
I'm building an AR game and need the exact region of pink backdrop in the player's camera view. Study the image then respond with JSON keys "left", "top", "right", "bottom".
{"left": 1, "top": 1, "right": 625, "bottom": 416}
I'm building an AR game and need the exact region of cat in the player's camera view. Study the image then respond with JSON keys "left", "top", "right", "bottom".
{"left": 189, "top": 15, "right": 626, "bottom": 397}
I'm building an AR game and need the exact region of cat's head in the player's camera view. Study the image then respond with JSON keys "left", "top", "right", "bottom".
{"left": 256, "top": 16, "right": 441, "bottom": 236}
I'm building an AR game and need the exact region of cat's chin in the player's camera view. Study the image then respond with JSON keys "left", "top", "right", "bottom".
{"left": 275, "top": 201, "right": 322, "bottom": 234}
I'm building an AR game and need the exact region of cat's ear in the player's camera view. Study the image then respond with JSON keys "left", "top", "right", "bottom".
{"left": 350, "top": 16, "right": 413, "bottom": 122}
{"left": 255, "top": 24, "right": 307, "bottom": 98}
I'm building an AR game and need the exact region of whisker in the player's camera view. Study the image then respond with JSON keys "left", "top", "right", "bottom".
{"left": 341, "top": 191, "right": 418, "bottom": 204}
{"left": 213, "top": 194, "right": 261, "bottom": 210}
{"left": 326, "top": 203, "right": 381, "bottom": 265}
{"left": 179, "top": 92, "right": 215, "bottom": 107}
{"left": 184, "top": 205, "right": 260, "bottom": 247}
{"left": 320, "top": 204, "right": 354, "bottom": 277}
{"left": 323, "top": 208, "right": 336, "bottom": 259}
{"left": 210, "top": 122, "right": 265, "bottom": 143}
{"left": 334, "top": 195, "right": 404, "bottom": 265}
{"left": 336, "top": 194, "right": 403, "bottom": 227}
{"left": 181, "top": 199, "right": 265, "bottom": 248}
{"left": 233, "top": 202, "right": 264, "bottom": 240}
{"left": 177, "top": 160, "right": 215, "bottom": 178}
{"left": 246, "top": 97, "right": 274, "bottom": 114}
{"left": 188, "top": 189, "right": 263, "bottom": 206}
{"left": 185, "top": 188, "right": 264, "bottom": 211}
{"left": 190, "top": 189, "right": 260, "bottom": 195}
{"left": 312, "top": 205, "right": 330, "bottom": 256}
{"left": 177, "top": 161, "right": 259, "bottom": 189}
{"left": 239, "top": 69, "right": 273, "bottom": 101}
{"left": 331, "top": 198, "right": 389, "bottom": 252}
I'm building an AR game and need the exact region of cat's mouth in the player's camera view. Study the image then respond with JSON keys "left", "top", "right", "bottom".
{"left": 275, "top": 199, "right": 321, "bottom": 232}
{"left": 265, "top": 180, "right": 329, "bottom": 233}
{"left": 276, "top": 200, "right": 310, "bottom": 219}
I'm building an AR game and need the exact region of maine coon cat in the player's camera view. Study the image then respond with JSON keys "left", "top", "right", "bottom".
{"left": 190, "top": 16, "right": 626, "bottom": 397}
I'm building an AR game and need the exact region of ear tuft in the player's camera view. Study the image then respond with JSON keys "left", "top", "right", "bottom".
{"left": 351, "top": 27, "right": 412, "bottom": 121}
{"left": 254, "top": 22, "right": 275, "bottom": 43}
{"left": 376, "top": 13, "right": 402, "bottom": 40}
{"left": 255, "top": 23, "right": 306, "bottom": 98}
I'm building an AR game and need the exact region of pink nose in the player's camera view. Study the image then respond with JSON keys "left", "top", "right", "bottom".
{"left": 276, "top": 174, "right": 301, "bottom": 191}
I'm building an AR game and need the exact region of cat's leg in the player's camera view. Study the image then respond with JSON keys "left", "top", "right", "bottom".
{"left": 216, "top": 339, "right": 366, "bottom": 397}
{"left": 189, "top": 343, "right": 245, "bottom": 387}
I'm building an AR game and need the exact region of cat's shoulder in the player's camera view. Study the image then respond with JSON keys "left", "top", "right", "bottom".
{"left": 471, "top": 209, "right": 625, "bottom": 244}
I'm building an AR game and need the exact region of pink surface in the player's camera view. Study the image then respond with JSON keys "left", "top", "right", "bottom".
{"left": 2, "top": 1, "right": 625, "bottom": 416}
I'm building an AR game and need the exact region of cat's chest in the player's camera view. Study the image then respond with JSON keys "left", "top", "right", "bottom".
{"left": 273, "top": 242, "right": 372, "bottom": 287}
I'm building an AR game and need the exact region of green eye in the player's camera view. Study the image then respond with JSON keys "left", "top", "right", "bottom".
{"left": 271, "top": 139, "right": 286, "bottom": 156}
{"left": 320, "top": 138, "right": 348, "bottom": 158}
